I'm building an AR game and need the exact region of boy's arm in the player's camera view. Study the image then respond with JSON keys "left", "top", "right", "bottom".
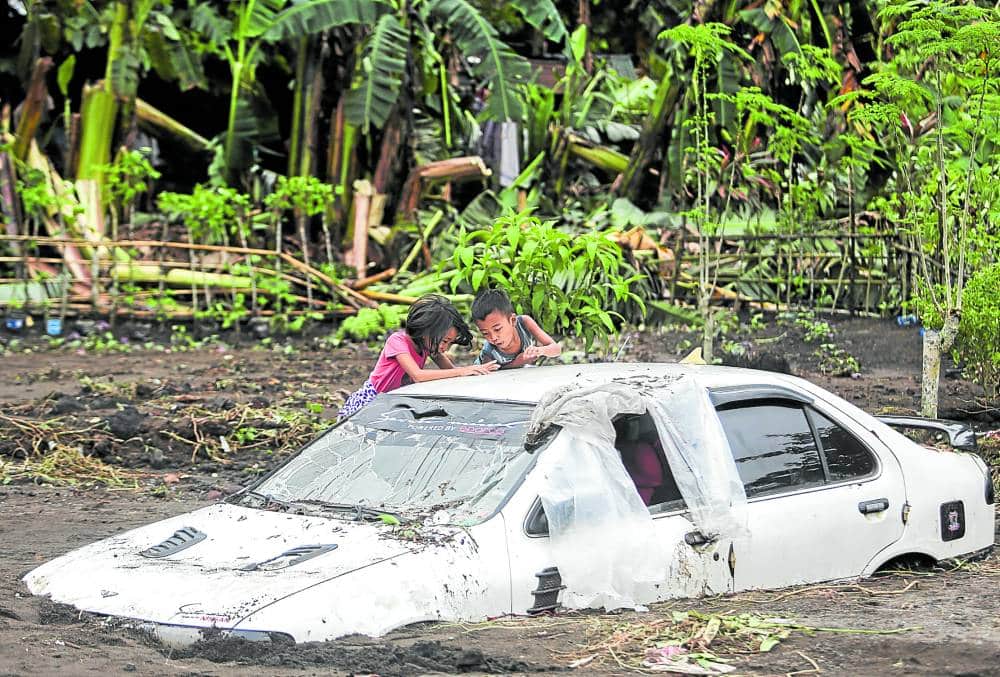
{"left": 519, "top": 315, "right": 561, "bottom": 359}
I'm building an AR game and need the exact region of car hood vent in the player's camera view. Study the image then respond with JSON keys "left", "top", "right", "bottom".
{"left": 241, "top": 544, "right": 338, "bottom": 572}
{"left": 140, "top": 527, "right": 207, "bottom": 558}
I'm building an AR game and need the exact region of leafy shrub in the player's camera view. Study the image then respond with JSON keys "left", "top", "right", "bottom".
{"left": 957, "top": 264, "right": 1000, "bottom": 395}
{"left": 815, "top": 343, "right": 861, "bottom": 377}
{"left": 450, "top": 212, "right": 645, "bottom": 350}
{"left": 334, "top": 305, "right": 406, "bottom": 344}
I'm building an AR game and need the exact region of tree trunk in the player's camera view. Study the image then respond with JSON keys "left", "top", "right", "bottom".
{"left": 288, "top": 34, "right": 325, "bottom": 177}
{"left": 617, "top": 77, "right": 682, "bottom": 200}
{"left": 700, "top": 297, "right": 715, "bottom": 364}
{"left": 920, "top": 329, "right": 942, "bottom": 418}
{"left": 12, "top": 58, "right": 54, "bottom": 162}
{"left": 920, "top": 314, "right": 960, "bottom": 417}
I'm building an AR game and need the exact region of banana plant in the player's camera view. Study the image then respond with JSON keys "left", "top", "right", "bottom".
{"left": 343, "top": 0, "right": 565, "bottom": 136}
{"left": 191, "top": 0, "right": 386, "bottom": 185}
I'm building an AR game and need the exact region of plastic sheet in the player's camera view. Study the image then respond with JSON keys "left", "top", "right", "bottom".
{"left": 528, "top": 382, "right": 668, "bottom": 610}
{"left": 645, "top": 377, "right": 748, "bottom": 539}
{"left": 525, "top": 373, "right": 748, "bottom": 609}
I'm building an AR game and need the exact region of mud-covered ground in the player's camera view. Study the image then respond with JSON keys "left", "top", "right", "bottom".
{"left": 1, "top": 314, "right": 998, "bottom": 676}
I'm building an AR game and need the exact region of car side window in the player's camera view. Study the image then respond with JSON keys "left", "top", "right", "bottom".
{"left": 808, "top": 410, "right": 876, "bottom": 481}
{"left": 716, "top": 401, "right": 825, "bottom": 498}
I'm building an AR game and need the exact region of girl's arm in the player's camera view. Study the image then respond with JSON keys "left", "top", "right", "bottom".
{"left": 396, "top": 352, "right": 498, "bottom": 382}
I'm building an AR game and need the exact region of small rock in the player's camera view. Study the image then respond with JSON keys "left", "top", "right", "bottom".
{"left": 206, "top": 396, "right": 236, "bottom": 411}
{"left": 87, "top": 396, "right": 118, "bottom": 410}
{"left": 74, "top": 320, "right": 96, "bottom": 336}
{"left": 123, "top": 663, "right": 137, "bottom": 672}
{"left": 130, "top": 323, "right": 152, "bottom": 342}
{"left": 91, "top": 439, "right": 113, "bottom": 458}
{"left": 147, "top": 447, "right": 165, "bottom": 469}
{"left": 51, "top": 397, "right": 85, "bottom": 415}
{"left": 107, "top": 406, "right": 146, "bottom": 439}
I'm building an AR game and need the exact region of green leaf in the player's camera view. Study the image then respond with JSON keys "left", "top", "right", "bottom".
{"left": 57, "top": 56, "right": 76, "bottom": 97}
{"left": 429, "top": 0, "right": 529, "bottom": 121}
{"left": 471, "top": 268, "right": 486, "bottom": 290}
{"left": 344, "top": 13, "right": 408, "bottom": 133}
{"left": 759, "top": 636, "right": 780, "bottom": 652}
{"left": 506, "top": 222, "right": 521, "bottom": 250}
{"left": 143, "top": 26, "right": 206, "bottom": 91}
{"left": 510, "top": 0, "right": 567, "bottom": 45}
{"left": 306, "top": 402, "right": 323, "bottom": 414}
{"left": 263, "top": 0, "right": 385, "bottom": 42}
{"left": 569, "top": 24, "right": 587, "bottom": 63}
{"left": 458, "top": 246, "right": 474, "bottom": 268}
{"left": 378, "top": 513, "right": 401, "bottom": 525}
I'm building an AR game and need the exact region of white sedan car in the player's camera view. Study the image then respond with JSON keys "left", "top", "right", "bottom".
{"left": 24, "top": 364, "right": 995, "bottom": 644}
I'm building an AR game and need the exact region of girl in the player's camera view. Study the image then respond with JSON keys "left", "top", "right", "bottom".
{"left": 338, "top": 294, "right": 498, "bottom": 419}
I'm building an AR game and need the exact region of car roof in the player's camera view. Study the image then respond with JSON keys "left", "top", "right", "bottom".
{"left": 394, "top": 362, "right": 789, "bottom": 404}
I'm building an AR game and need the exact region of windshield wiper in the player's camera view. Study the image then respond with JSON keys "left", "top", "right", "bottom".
{"left": 393, "top": 403, "right": 449, "bottom": 419}
{"left": 291, "top": 500, "right": 403, "bottom": 522}
{"left": 244, "top": 490, "right": 300, "bottom": 512}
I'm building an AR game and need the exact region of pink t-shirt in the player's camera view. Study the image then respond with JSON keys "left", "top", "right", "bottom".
{"left": 368, "top": 331, "right": 428, "bottom": 393}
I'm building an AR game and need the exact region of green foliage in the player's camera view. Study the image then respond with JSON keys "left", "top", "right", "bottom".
{"left": 815, "top": 343, "right": 861, "bottom": 377}
{"left": 334, "top": 304, "right": 406, "bottom": 343}
{"left": 192, "top": 0, "right": 385, "bottom": 182}
{"left": 103, "top": 148, "right": 161, "bottom": 217}
{"left": 847, "top": 0, "right": 1000, "bottom": 328}
{"left": 343, "top": 13, "right": 408, "bottom": 134}
{"left": 957, "top": 264, "right": 1000, "bottom": 394}
{"left": 509, "top": 0, "right": 566, "bottom": 45}
{"left": 451, "top": 212, "right": 645, "bottom": 351}
{"left": 428, "top": 0, "right": 529, "bottom": 121}
{"left": 264, "top": 175, "right": 333, "bottom": 217}
{"left": 158, "top": 184, "right": 250, "bottom": 244}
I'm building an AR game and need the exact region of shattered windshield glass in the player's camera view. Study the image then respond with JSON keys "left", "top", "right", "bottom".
{"left": 250, "top": 396, "right": 538, "bottom": 525}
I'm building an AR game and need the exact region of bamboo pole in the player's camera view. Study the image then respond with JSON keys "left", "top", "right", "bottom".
{"left": 351, "top": 180, "right": 373, "bottom": 278}
{"left": 349, "top": 268, "right": 397, "bottom": 290}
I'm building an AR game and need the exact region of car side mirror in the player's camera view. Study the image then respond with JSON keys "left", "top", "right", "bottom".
{"left": 524, "top": 499, "right": 549, "bottom": 536}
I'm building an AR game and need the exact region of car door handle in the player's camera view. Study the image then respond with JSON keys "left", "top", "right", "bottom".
{"left": 684, "top": 530, "right": 716, "bottom": 546}
{"left": 858, "top": 498, "right": 890, "bottom": 515}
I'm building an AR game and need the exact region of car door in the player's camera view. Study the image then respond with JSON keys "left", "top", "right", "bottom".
{"left": 502, "top": 435, "right": 731, "bottom": 615}
{"left": 716, "top": 396, "right": 906, "bottom": 591}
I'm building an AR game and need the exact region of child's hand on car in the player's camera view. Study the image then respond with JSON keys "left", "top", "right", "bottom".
{"left": 522, "top": 345, "right": 550, "bottom": 360}
{"left": 461, "top": 361, "right": 499, "bottom": 376}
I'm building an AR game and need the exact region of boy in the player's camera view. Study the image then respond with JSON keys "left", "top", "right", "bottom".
{"left": 471, "top": 288, "right": 561, "bottom": 369}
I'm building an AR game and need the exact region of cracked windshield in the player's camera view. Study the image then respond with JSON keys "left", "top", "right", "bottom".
{"left": 252, "top": 396, "right": 539, "bottom": 524}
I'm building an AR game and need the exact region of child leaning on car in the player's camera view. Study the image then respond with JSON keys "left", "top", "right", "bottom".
{"left": 338, "top": 294, "right": 499, "bottom": 419}
{"left": 471, "top": 288, "right": 561, "bottom": 369}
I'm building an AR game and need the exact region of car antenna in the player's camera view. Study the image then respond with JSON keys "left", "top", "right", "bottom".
{"left": 612, "top": 334, "right": 631, "bottom": 362}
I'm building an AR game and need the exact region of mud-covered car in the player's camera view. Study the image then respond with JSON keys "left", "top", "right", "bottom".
{"left": 23, "top": 363, "right": 995, "bottom": 645}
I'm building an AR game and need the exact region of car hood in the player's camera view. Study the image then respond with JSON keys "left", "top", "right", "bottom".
{"left": 22, "top": 502, "right": 441, "bottom": 628}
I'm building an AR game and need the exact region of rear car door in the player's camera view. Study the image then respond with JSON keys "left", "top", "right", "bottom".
{"left": 715, "top": 395, "right": 906, "bottom": 591}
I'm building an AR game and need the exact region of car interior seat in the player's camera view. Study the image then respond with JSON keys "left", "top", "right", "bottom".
{"left": 614, "top": 415, "right": 664, "bottom": 506}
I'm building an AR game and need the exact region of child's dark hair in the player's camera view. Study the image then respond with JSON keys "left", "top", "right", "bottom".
{"left": 405, "top": 294, "right": 472, "bottom": 354}
{"left": 471, "top": 288, "right": 515, "bottom": 322}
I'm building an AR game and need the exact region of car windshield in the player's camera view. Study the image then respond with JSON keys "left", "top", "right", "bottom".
{"left": 250, "top": 395, "right": 539, "bottom": 525}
